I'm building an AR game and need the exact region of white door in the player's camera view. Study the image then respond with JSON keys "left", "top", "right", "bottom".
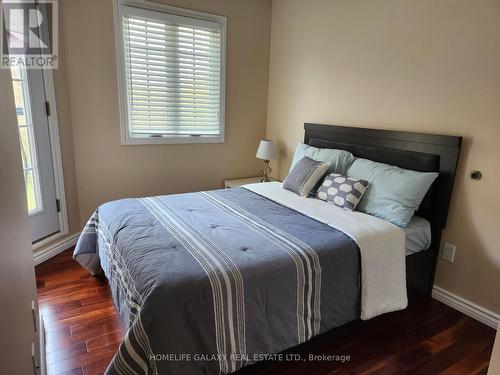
{"left": 10, "top": 65, "right": 60, "bottom": 243}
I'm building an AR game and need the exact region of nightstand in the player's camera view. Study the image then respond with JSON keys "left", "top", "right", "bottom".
{"left": 224, "top": 177, "right": 278, "bottom": 189}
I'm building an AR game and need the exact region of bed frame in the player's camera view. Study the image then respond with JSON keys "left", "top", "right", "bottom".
{"left": 304, "top": 123, "right": 462, "bottom": 300}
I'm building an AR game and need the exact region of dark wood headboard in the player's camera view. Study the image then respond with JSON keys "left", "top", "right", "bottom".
{"left": 303, "top": 123, "right": 462, "bottom": 298}
{"left": 304, "top": 123, "right": 462, "bottom": 229}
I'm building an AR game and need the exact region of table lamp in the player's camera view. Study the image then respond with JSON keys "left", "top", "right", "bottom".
{"left": 256, "top": 139, "right": 277, "bottom": 182}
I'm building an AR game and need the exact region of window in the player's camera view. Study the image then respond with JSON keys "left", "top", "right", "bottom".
{"left": 114, "top": 0, "right": 226, "bottom": 144}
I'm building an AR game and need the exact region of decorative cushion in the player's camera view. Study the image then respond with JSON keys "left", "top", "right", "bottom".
{"left": 317, "top": 173, "right": 369, "bottom": 211}
{"left": 347, "top": 158, "right": 438, "bottom": 228}
{"left": 283, "top": 157, "right": 330, "bottom": 196}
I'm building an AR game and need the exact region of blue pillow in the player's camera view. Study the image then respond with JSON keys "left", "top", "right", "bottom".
{"left": 347, "top": 158, "right": 438, "bottom": 228}
{"left": 290, "top": 143, "right": 356, "bottom": 176}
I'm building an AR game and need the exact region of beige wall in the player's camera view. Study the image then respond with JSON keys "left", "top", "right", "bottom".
{"left": 267, "top": 0, "right": 500, "bottom": 313}
{"left": 59, "top": 0, "right": 272, "bottom": 224}
{"left": 0, "top": 68, "right": 39, "bottom": 373}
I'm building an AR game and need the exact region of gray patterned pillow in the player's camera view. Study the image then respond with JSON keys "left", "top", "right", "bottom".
{"left": 283, "top": 157, "right": 330, "bottom": 196}
{"left": 317, "top": 173, "right": 369, "bottom": 211}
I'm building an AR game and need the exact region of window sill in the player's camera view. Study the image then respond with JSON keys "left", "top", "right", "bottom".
{"left": 121, "top": 134, "right": 225, "bottom": 145}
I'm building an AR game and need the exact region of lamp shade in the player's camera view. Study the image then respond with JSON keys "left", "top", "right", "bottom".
{"left": 256, "top": 139, "right": 277, "bottom": 161}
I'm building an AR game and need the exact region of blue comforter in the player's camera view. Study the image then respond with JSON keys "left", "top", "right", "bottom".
{"left": 74, "top": 187, "right": 360, "bottom": 374}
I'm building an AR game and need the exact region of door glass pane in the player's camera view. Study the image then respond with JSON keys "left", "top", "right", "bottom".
{"left": 18, "top": 127, "right": 32, "bottom": 169}
{"left": 12, "top": 80, "right": 27, "bottom": 125}
{"left": 10, "top": 66, "right": 43, "bottom": 215}
{"left": 24, "top": 169, "right": 38, "bottom": 212}
{"left": 10, "top": 64, "right": 21, "bottom": 79}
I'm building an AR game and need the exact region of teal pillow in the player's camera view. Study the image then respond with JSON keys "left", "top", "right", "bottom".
{"left": 347, "top": 158, "right": 438, "bottom": 228}
{"left": 290, "top": 143, "right": 356, "bottom": 175}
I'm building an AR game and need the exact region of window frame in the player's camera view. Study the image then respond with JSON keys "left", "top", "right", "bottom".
{"left": 113, "top": 0, "right": 227, "bottom": 145}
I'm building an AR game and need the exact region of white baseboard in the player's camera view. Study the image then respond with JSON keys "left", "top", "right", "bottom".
{"left": 432, "top": 285, "right": 499, "bottom": 330}
{"left": 33, "top": 232, "right": 80, "bottom": 266}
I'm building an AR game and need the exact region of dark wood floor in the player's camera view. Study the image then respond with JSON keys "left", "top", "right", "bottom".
{"left": 36, "top": 250, "right": 496, "bottom": 375}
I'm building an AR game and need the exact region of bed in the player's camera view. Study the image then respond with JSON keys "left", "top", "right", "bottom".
{"left": 74, "top": 124, "right": 462, "bottom": 375}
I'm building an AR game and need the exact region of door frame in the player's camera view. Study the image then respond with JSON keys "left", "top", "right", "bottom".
{"left": 31, "top": 67, "right": 69, "bottom": 249}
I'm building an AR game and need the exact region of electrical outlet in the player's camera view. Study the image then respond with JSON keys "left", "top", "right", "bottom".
{"left": 442, "top": 243, "right": 456, "bottom": 263}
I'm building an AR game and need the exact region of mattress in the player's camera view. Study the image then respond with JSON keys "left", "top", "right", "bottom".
{"left": 404, "top": 216, "right": 432, "bottom": 256}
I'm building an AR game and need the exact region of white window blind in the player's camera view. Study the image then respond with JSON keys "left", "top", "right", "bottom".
{"left": 119, "top": 5, "right": 225, "bottom": 142}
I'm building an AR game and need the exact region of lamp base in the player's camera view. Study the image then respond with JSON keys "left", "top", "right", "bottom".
{"left": 260, "top": 160, "right": 272, "bottom": 182}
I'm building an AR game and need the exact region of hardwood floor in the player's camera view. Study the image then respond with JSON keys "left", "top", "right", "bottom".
{"left": 36, "top": 250, "right": 123, "bottom": 375}
{"left": 36, "top": 250, "right": 496, "bottom": 375}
